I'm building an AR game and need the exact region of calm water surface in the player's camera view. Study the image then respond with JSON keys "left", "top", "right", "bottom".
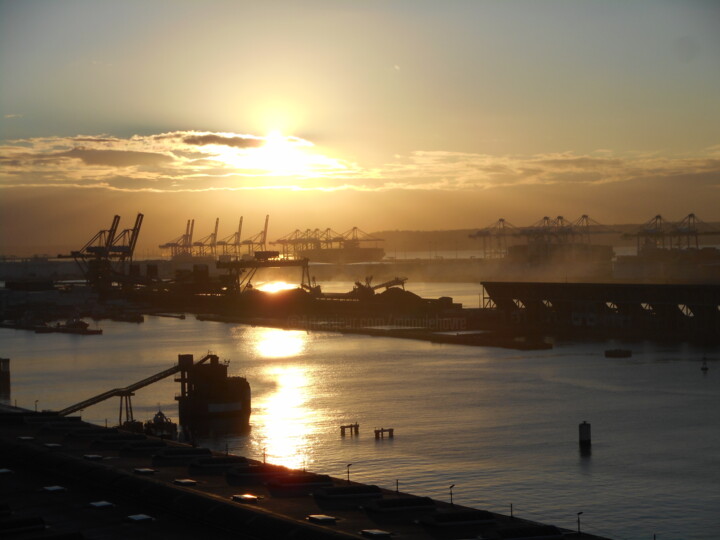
{"left": 2, "top": 295, "right": 719, "bottom": 540}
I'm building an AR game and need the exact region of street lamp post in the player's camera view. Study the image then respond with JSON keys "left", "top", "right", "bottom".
{"left": 577, "top": 511, "right": 583, "bottom": 535}
{"left": 34, "top": 400, "right": 38, "bottom": 412}
{"left": 449, "top": 484, "right": 455, "bottom": 506}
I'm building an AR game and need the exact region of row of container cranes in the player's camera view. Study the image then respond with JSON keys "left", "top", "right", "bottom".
{"left": 470, "top": 213, "right": 719, "bottom": 259}
{"left": 469, "top": 214, "right": 618, "bottom": 262}
{"left": 271, "top": 227, "right": 384, "bottom": 263}
{"left": 159, "top": 216, "right": 271, "bottom": 258}
{"left": 48, "top": 211, "right": 719, "bottom": 291}
{"left": 626, "top": 213, "right": 720, "bottom": 252}
{"left": 158, "top": 217, "right": 385, "bottom": 263}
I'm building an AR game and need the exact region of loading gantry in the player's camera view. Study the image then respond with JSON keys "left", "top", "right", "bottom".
{"left": 58, "top": 213, "right": 143, "bottom": 290}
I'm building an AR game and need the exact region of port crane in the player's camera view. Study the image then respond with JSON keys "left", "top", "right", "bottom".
{"left": 469, "top": 218, "right": 519, "bottom": 258}
{"left": 470, "top": 215, "right": 617, "bottom": 258}
{"left": 271, "top": 226, "right": 383, "bottom": 260}
{"left": 240, "top": 214, "right": 270, "bottom": 255}
{"left": 55, "top": 353, "right": 217, "bottom": 426}
{"left": 159, "top": 219, "right": 195, "bottom": 257}
{"left": 624, "top": 213, "right": 720, "bottom": 253}
{"left": 58, "top": 213, "right": 143, "bottom": 290}
{"left": 192, "top": 218, "right": 219, "bottom": 256}
{"left": 216, "top": 217, "right": 243, "bottom": 255}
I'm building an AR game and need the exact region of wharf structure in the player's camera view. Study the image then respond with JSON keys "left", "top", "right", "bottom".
{"left": 0, "top": 407, "right": 612, "bottom": 540}
{"left": 481, "top": 281, "right": 720, "bottom": 342}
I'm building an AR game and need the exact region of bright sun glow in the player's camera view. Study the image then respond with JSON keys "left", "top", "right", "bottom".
{"left": 256, "top": 281, "right": 297, "bottom": 293}
{"left": 254, "top": 365, "right": 318, "bottom": 469}
{"left": 210, "top": 131, "right": 346, "bottom": 178}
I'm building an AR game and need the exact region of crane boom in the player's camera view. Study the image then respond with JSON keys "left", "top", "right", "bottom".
{"left": 55, "top": 353, "right": 215, "bottom": 416}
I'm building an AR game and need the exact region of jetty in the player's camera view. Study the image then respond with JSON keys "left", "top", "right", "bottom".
{"left": 0, "top": 406, "right": 613, "bottom": 539}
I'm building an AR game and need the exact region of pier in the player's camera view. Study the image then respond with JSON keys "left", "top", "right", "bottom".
{"left": 340, "top": 423, "right": 359, "bottom": 436}
{"left": 0, "top": 407, "right": 613, "bottom": 540}
{"left": 374, "top": 427, "right": 394, "bottom": 439}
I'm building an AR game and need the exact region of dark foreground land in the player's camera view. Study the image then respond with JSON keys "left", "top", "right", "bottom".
{"left": 0, "top": 407, "right": 612, "bottom": 540}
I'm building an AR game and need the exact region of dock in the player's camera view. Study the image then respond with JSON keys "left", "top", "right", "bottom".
{"left": 0, "top": 407, "right": 613, "bottom": 540}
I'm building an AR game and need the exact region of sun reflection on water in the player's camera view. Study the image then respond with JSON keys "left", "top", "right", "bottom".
{"left": 255, "top": 328, "right": 306, "bottom": 358}
{"left": 242, "top": 326, "right": 317, "bottom": 469}
{"left": 254, "top": 364, "right": 318, "bottom": 469}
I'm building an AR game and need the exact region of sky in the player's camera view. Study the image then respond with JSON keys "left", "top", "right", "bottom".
{"left": 1, "top": 0, "right": 719, "bottom": 256}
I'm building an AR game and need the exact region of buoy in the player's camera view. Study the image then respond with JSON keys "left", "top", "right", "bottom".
{"left": 579, "top": 421, "right": 591, "bottom": 454}
{"left": 0, "top": 358, "right": 9, "bottom": 404}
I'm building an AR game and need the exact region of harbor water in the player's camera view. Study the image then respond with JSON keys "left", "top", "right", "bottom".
{"left": 2, "top": 285, "right": 719, "bottom": 540}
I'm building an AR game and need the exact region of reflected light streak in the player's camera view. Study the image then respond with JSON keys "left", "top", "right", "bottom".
{"left": 254, "top": 365, "right": 318, "bottom": 469}
{"left": 254, "top": 328, "right": 307, "bottom": 358}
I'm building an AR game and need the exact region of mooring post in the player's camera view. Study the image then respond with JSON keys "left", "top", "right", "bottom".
{"left": 0, "top": 358, "right": 10, "bottom": 404}
{"left": 579, "top": 421, "right": 591, "bottom": 454}
{"left": 341, "top": 423, "right": 360, "bottom": 437}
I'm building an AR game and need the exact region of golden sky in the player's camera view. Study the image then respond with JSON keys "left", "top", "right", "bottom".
{"left": 1, "top": 1, "right": 719, "bottom": 255}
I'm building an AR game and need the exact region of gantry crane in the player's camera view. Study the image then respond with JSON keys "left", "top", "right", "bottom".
{"left": 193, "top": 218, "right": 220, "bottom": 256}
{"left": 217, "top": 217, "right": 243, "bottom": 256}
{"left": 58, "top": 213, "right": 143, "bottom": 290}
{"left": 159, "top": 219, "right": 195, "bottom": 257}
{"left": 469, "top": 218, "right": 520, "bottom": 258}
{"left": 241, "top": 214, "right": 270, "bottom": 255}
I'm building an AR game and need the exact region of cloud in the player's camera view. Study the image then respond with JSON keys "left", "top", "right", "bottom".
{"left": 0, "top": 130, "right": 718, "bottom": 197}
{"left": 60, "top": 148, "right": 174, "bottom": 167}
{"left": 181, "top": 133, "right": 264, "bottom": 149}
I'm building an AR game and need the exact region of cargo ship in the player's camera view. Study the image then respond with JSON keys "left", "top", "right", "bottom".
{"left": 175, "top": 354, "right": 251, "bottom": 438}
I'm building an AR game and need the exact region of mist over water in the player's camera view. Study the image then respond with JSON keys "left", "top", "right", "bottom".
{"left": 2, "top": 286, "right": 719, "bottom": 540}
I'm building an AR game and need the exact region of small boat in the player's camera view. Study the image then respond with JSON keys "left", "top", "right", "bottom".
{"left": 33, "top": 319, "right": 102, "bottom": 335}
{"left": 605, "top": 349, "right": 632, "bottom": 358}
{"left": 144, "top": 410, "right": 178, "bottom": 440}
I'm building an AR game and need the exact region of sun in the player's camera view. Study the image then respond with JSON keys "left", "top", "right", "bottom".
{"left": 209, "top": 131, "right": 347, "bottom": 178}
{"left": 254, "top": 131, "right": 314, "bottom": 176}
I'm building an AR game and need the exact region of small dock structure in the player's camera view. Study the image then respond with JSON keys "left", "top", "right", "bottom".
{"left": 340, "top": 423, "right": 359, "bottom": 436}
{"left": 374, "top": 427, "right": 394, "bottom": 439}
